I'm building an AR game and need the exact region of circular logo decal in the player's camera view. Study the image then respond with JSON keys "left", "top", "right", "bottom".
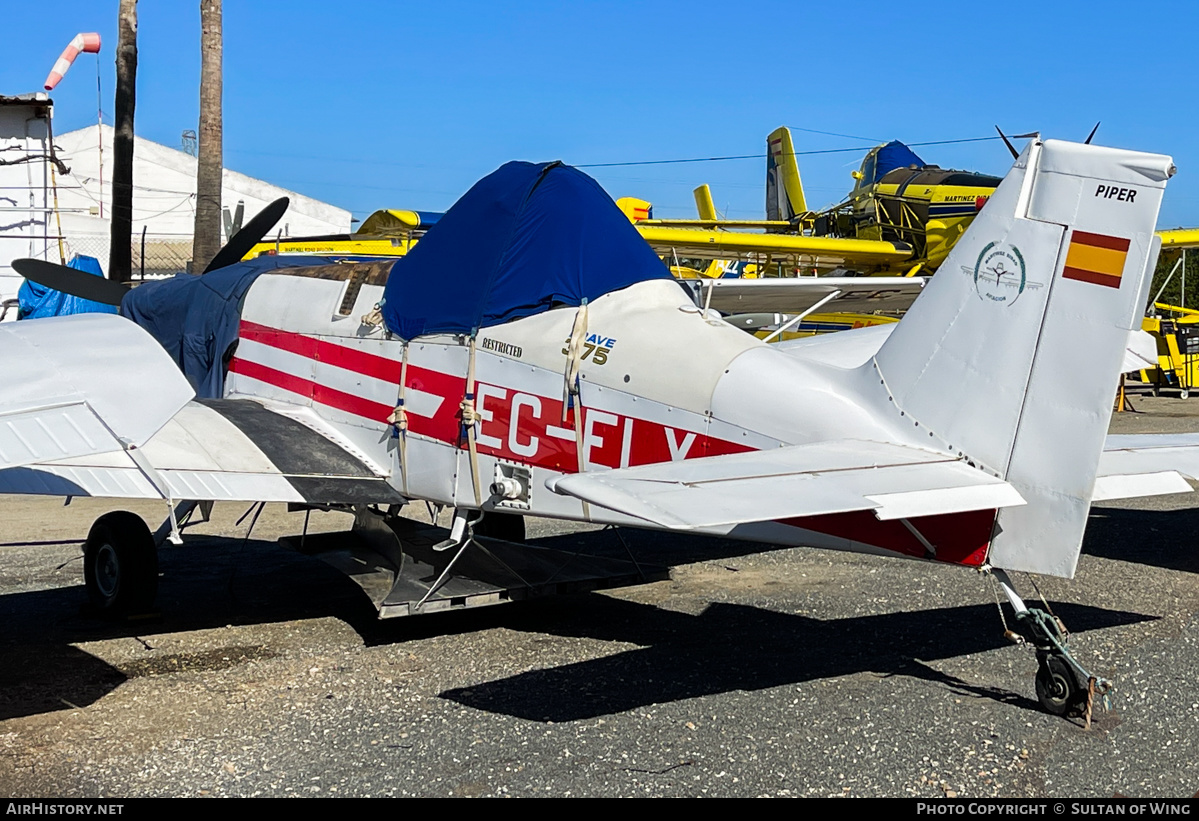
{"left": 973, "top": 241, "right": 1027, "bottom": 305}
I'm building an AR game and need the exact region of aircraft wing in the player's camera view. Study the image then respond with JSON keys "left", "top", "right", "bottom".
{"left": 1094, "top": 433, "right": 1199, "bottom": 501}
{"left": 1157, "top": 228, "right": 1199, "bottom": 250}
{"left": 637, "top": 225, "right": 913, "bottom": 270}
{"left": 0, "top": 315, "right": 401, "bottom": 506}
{"left": 0, "top": 399, "right": 404, "bottom": 505}
{"left": 546, "top": 440, "right": 1025, "bottom": 530}
{"left": 0, "top": 314, "right": 194, "bottom": 471}
{"left": 681, "top": 276, "right": 927, "bottom": 316}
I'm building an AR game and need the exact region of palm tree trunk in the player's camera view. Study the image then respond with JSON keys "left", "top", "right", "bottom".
{"left": 108, "top": 0, "right": 137, "bottom": 283}
{"left": 192, "top": 0, "right": 222, "bottom": 273}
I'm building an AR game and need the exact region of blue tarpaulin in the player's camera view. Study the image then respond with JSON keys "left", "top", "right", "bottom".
{"left": 121, "top": 255, "right": 336, "bottom": 399}
{"left": 873, "top": 141, "right": 926, "bottom": 182}
{"left": 17, "top": 255, "right": 119, "bottom": 319}
{"left": 380, "top": 161, "right": 672, "bottom": 340}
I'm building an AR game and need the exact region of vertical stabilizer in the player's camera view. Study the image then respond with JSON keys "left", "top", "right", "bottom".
{"left": 615, "top": 197, "right": 653, "bottom": 223}
{"left": 766, "top": 127, "right": 808, "bottom": 222}
{"left": 871, "top": 140, "right": 1174, "bottom": 577}
{"left": 694, "top": 184, "right": 718, "bottom": 221}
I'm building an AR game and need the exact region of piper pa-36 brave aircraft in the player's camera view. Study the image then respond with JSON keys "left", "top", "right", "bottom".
{"left": 4, "top": 138, "right": 1193, "bottom": 717}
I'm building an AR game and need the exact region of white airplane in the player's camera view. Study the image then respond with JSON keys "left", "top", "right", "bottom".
{"left": 3, "top": 139, "right": 1193, "bottom": 719}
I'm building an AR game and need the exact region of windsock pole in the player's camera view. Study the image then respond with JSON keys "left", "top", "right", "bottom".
{"left": 44, "top": 32, "right": 102, "bottom": 91}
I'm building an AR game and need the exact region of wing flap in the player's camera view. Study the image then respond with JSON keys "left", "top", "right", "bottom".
{"left": 0, "top": 402, "right": 120, "bottom": 469}
{"left": 548, "top": 440, "right": 1023, "bottom": 530}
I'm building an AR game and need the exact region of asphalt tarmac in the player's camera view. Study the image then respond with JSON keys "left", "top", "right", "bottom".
{"left": 1, "top": 391, "right": 1197, "bottom": 798}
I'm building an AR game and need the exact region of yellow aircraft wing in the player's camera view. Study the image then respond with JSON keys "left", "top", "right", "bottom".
{"left": 1158, "top": 228, "right": 1199, "bottom": 249}
{"left": 636, "top": 225, "right": 914, "bottom": 271}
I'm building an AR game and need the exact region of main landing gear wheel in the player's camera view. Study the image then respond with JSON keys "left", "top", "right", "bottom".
{"left": 1035, "top": 653, "right": 1088, "bottom": 716}
{"left": 84, "top": 511, "right": 158, "bottom": 617}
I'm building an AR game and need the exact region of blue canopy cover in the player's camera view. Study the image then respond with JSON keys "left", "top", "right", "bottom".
{"left": 381, "top": 161, "right": 672, "bottom": 340}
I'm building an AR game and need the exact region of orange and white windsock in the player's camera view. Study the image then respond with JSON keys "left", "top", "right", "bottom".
{"left": 43, "top": 32, "right": 101, "bottom": 91}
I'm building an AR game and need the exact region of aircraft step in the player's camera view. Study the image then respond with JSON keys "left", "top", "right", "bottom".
{"left": 279, "top": 508, "right": 667, "bottom": 619}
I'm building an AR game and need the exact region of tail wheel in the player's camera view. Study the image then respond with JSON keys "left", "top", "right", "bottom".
{"left": 1035, "top": 654, "right": 1086, "bottom": 716}
{"left": 84, "top": 511, "right": 158, "bottom": 616}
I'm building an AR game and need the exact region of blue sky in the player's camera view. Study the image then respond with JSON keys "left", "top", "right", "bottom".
{"left": 3, "top": 1, "right": 1198, "bottom": 227}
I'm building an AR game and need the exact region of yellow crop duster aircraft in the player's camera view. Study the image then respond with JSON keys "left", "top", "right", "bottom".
{"left": 244, "top": 209, "right": 440, "bottom": 260}
{"left": 624, "top": 126, "right": 1003, "bottom": 278}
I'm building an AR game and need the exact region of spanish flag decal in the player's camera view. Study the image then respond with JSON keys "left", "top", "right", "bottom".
{"left": 1062, "top": 230, "right": 1130, "bottom": 289}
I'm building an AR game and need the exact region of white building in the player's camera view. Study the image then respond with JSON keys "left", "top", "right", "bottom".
{"left": 0, "top": 93, "right": 54, "bottom": 312}
{"left": 0, "top": 95, "right": 352, "bottom": 307}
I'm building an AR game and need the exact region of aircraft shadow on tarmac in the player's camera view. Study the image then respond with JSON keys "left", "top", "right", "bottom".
{"left": 0, "top": 527, "right": 700, "bottom": 719}
{"left": 0, "top": 527, "right": 1157, "bottom": 721}
{"left": 438, "top": 596, "right": 1152, "bottom": 722}
{"left": 1083, "top": 505, "right": 1199, "bottom": 574}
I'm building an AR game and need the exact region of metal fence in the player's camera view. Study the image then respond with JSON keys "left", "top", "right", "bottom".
{"left": 51, "top": 233, "right": 194, "bottom": 278}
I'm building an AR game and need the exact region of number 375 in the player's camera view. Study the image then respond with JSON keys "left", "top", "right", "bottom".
{"left": 562, "top": 340, "right": 611, "bottom": 365}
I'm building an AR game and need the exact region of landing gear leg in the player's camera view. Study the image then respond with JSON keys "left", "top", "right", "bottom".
{"left": 991, "top": 569, "right": 1110, "bottom": 719}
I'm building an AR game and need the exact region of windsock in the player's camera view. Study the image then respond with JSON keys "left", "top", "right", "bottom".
{"left": 44, "top": 33, "right": 101, "bottom": 91}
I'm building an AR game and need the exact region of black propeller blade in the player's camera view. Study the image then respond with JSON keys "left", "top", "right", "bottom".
{"left": 1084, "top": 122, "right": 1101, "bottom": 145}
{"left": 10, "top": 259, "right": 130, "bottom": 306}
{"left": 995, "top": 125, "right": 1019, "bottom": 160}
{"left": 995, "top": 127, "right": 1042, "bottom": 159}
{"left": 202, "top": 196, "right": 289, "bottom": 273}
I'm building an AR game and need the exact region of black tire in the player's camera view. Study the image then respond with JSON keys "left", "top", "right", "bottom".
{"left": 84, "top": 511, "right": 158, "bottom": 616}
{"left": 1035, "top": 654, "right": 1085, "bottom": 716}
{"left": 473, "top": 511, "right": 526, "bottom": 543}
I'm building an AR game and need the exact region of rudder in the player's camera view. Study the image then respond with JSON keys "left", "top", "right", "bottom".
{"left": 766, "top": 127, "right": 808, "bottom": 224}
{"left": 870, "top": 139, "right": 1173, "bottom": 577}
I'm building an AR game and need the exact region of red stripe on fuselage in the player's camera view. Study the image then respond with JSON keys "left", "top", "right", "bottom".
{"left": 228, "top": 356, "right": 396, "bottom": 424}
{"left": 239, "top": 320, "right": 401, "bottom": 383}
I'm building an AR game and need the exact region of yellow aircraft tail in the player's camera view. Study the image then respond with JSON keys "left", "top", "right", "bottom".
{"left": 765, "top": 126, "right": 808, "bottom": 224}
{"left": 693, "top": 184, "right": 719, "bottom": 221}
{"left": 615, "top": 197, "right": 652, "bottom": 223}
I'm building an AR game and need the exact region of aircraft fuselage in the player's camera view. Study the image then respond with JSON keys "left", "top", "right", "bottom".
{"left": 225, "top": 272, "right": 995, "bottom": 568}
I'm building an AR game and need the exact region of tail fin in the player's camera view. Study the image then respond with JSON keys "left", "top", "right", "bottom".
{"left": 765, "top": 126, "right": 808, "bottom": 223}
{"left": 615, "top": 197, "right": 652, "bottom": 223}
{"left": 871, "top": 139, "right": 1174, "bottom": 577}
{"left": 694, "top": 184, "right": 719, "bottom": 221}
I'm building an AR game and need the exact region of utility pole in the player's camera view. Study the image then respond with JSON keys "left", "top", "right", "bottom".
{"left": 192, "top": 0, "right": 222, "bottom": 272}
{"left": 108, "top": 0, "right": 137, "bottom": 283}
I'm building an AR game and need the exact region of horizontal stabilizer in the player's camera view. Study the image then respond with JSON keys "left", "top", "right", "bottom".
{"left": 682, "top": 276, "right": 926, "bottom": 316}
{"left": 1095, "top": 433, "right": 1199, "bottom": 501}
{"left": 546, "top": 440, "right": 1024, "bottom": 530}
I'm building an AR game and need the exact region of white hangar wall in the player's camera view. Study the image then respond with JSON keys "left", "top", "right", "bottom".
{"left": 51, "top": 124, "right": 352, "bottom": 276}
{"left": 0, "top": 94, "right": 53, "bottom": 312}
